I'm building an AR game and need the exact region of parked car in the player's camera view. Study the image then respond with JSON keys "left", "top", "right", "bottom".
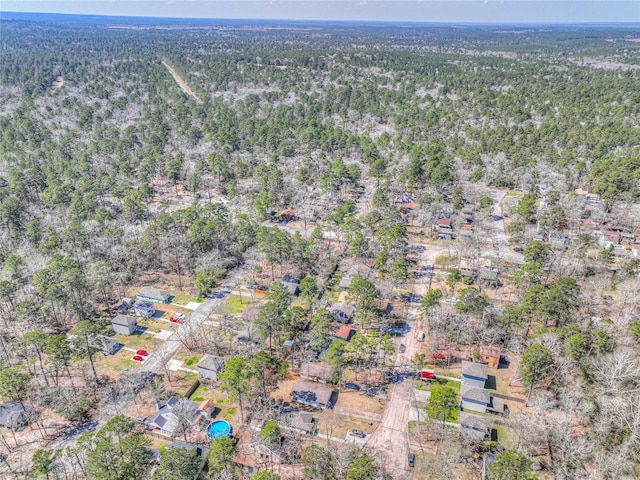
{"left": 348, "top": 429, "right": 366, "bottom": 438}
{"left": 417, "top": 331, "right": 425, "bottom": 342}
{"left": 417, "top": 370, "right": 435, "bottom": 380}
{"left": 408, "top": 453, "right": 415, "bottom": 467}
{"left": 398, "top": 344, "right": 406, "bottom": 353}
{"left": 174, "top": 313, "right": 185, "bottom": 319}
{"left": 169, "top": 317, "right": 183, "bottom": 324}
{"left": 344, "top": 382, "right": 361, "bottom": 391}
{"left": 136, "top": 349, "right": 148, "bottom": 356}
{"left": 132, "top": 355, "right": 143, "bottom": 362}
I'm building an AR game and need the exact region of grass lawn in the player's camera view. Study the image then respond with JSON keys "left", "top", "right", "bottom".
{"left": 214, "top": 295, "right": 248, "bottom": 316}
{"left": 113, "top": 332, "right": 164, "bottom": 351}
{"left": 145, "top": 434, "right": 171, "bottom": 452}
{"left": 415, "top": 378, "right": 461, "bottom": 394}
{"left": 163, "top": 370, "right": 199, "bottom": 396}
{"left": 137, "top": 317, "right": 172, "bottom": 333}
{"left": 189, "top": 385, "right": 240, "bottom": 424}
{"left": 171, "top": 293, "right": 197, "bottom": 305}
{"left": 94, "top": 349, "right": 142, "bottom": 377}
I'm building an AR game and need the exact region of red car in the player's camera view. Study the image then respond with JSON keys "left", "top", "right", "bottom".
{"left": 136, "top": 349, "right": 148, "bottom": 356}
{"left": 417, "top": 370, "right": 436, "bottom": 380}
{"left": 169, "top": 317, "right": 183, "bottom": 324}
{"left": 132, "top": 355, "right": 143, "bottom": 362}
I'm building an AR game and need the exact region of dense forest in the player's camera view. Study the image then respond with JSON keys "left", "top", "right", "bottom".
{"left": 1, "top": 13, "right": 640, "bottom": 480}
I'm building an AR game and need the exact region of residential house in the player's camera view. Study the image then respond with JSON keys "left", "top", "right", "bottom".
{"left": 148, "top": 397, "right": 200, "bottom": 438}
{"left": 548, "top": 233, "right": 567, "bottom": 251}
{"left": 434, "top": 218, "right": 452, "bottom": 230}
{"left": 133, "top": 301, "right": 156, "bottom": 318}
{"left": 331, "top": 324, "right": 355, "bottom": 342}
{"left": 278, "top": 208, "right": 297, "bottom": 222}
{"left": 290, "top": 380, "right": 335, "bottom": 409}
{"left": 281, "top": 275, "right": 300, "bottom": 295}
{"left": 460, "top": 384, "right": 490, "bottom": 413}
{"left": 100, "top": 337, "right": 120, "bottom": 356}
{"left": 279, "top": 411, "right": 317, "bottom": 435}
{"left": 600, "top": 230, "right": 621, "bottom": 249}
{"left": 330, "top": 302, "right": 356, "bottom": 324}
{"left": 459, "top": 411, "right": 490, "bottom": 441}
{"left": 197, "top": 355, "right": 227, "bottom": 382}
{"left": 137, "top": 287, "right": 172, "bottom": 304}
{"left": 338, "top": 262, "right": 373, "bottom": 290}
{"left": 0, "top": 403, "right": 32, "bottom": 430}
{"left": 461, "top": 360, "right": 488, "bottom": 388}
{"left": 111, "top": 315, "right": 138, "bottom": 336}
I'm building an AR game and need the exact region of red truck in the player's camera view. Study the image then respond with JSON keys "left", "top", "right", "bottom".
{"left": 417, "top": 370, "right": 436, "bottom": 380}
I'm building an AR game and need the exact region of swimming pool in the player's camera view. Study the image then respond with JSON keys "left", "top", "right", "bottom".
{"left": 207, "top": 420, "right": 231, "bottom": 439}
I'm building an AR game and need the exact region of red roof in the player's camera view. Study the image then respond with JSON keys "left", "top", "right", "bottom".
{"left": 334, "top": 325, "right": 355, "bottom": 341}
{"left": 604, "top": 230, "right": 621, "bottom": 243}
{"left": 435, "top": 218, "right": 451, "bottom": 227}
{"left": 401, "top": 202, "right": 417, "bottom": 210}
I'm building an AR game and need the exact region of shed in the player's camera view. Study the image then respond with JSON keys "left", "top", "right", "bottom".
{"left": 461, "top": 360, "right": 488, "bottom": 388}
{"left": 136, "top": 287, "right": 172, "bottom": 304}
{"left": 291, "top": 380, "right": 335, "bottom": 409}
{"left": 197, "top": 355, "right": 227, "bottom": 382}
{"left": 459, "top": 411, "right": 490, "bottom": 441}
{"left": 460, "top": 384, "right": 490, "bottom": 413}
{"left": 111, "top": 315, "right": 138, "bottom": 336}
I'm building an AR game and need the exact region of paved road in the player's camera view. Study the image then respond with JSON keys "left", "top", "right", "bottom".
{"left": 141, "top": 261, "right": 255, "bottom": 373}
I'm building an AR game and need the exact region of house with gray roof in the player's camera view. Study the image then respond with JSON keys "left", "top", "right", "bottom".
{"left": 279, "top": 411, "right": 317, "bottom": 435}
{"left": 197, "top": 355, "right": 227, "bottom": 382}
{"left": 137, "top": 287, "right": 171, "bottom": 304}
{"left": 291, "top": 380, "right": 335, "bottom": 409}
{"left": 460, "top": 384, "right": 490, "bottom": 413}
{"left": 461, "top": 360, "right": 488, "bottom": 388}
{"left": 111, "top": 315, "right": 138, "bottom": 335}
{"left": 459, "top": 411, "right": 490, "bottom": 440}
{"left": 100, "top": 336, "right": 120, "bottom": 356}
{"left": 149, "top": 397, "right": 199, "bottom": 437}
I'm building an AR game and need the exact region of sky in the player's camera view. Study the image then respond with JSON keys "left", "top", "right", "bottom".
{"left": 2, "top": 0, "right": 639, "bottom": 24}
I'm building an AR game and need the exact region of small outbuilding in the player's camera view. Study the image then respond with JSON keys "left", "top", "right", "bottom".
{"left": 100, "top": 337, "right": 120, "bottom": 356}
{"left": 111, "top": 315, "right": 138, "bottom": 336}
{"left": 137, "top": 287, "right": 172, "bottom": 304}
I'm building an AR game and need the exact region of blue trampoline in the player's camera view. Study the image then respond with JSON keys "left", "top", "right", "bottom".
{"left": 207, "top": 420, "right": 231, "bottom": 439}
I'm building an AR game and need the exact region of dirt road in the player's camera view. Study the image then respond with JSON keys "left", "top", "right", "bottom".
{"left": 365, "top": 244, "right": 447, "bottom": 478}
{"left": 161, "top": 60, "right": 200, "bottom": 101}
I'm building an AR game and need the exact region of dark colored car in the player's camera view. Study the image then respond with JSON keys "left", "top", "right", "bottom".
{"left": 408, "top": 453, "right": 415, "bottom": 467}
{"left": 344, "top": 382, "right": 361, "bottom": 391}
{"left": 348, "top": 429, "right": 366, "bottom": 438}
{"left": 399, "top": 344, "right": 406, "bottom": 353}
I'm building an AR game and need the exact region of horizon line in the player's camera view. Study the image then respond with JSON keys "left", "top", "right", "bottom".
{"left": 2, "top": 11, "right": 640, "bottom": 26}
